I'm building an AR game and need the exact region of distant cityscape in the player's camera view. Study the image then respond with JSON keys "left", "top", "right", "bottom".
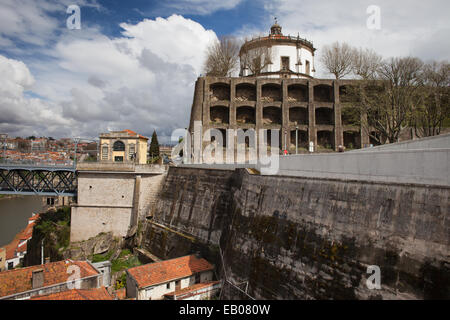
{"left": 0, "top": 135, "right": 174, "bottom": 166}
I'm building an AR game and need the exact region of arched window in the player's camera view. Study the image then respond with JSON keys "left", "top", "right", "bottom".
{"left": 113, "top": 141, "right": 125, "bottom": 151}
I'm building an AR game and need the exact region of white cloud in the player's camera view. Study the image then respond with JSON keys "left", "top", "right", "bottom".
{"left": 0, "top": 0, "right": 102, "bottom": 50}
{"left": 254, "top": 0, "right": 450, "bottom": 77}
{"left": 0, "top": 14, "right": 218, "bottom": 141}
{"left": 0, "top": 55, "right": 70, "bottom": 137}
{"left": 152, "top": 0, "right": 243, "bottom": 16}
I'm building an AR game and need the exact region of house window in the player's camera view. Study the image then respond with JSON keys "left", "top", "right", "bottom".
{"left": 195, "top": 273, "right": 200, "bottom": 283}
{"left": 129, "top": 144, "right": 135, "bottom": 160}
{"left": 166, "top": 283, "right": 171, "bottom": 289}
{"left": 113, "top": 140, "right": 125, "bottom": 151}
{"left": 114, "top": 156, "right": 123, "bottom": 162}
{"left": 305, "top": 60, "right": 310, "bottom": 75}
{"left": 8, "top": 262, "right": 13, "bottom": 269}
{"left": 145, "top": 287, "right": 153, "bottom": 300}
{"left": 101, "top": 145, "right": 108, "bottom": 160}
{"left": 281, "top": 56, "right": 289, "bottom": 71}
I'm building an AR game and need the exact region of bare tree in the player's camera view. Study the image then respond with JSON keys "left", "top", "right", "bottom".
{"left": 412, "top": 60, "right": 450, "bottom": 137}
{"left": 320, "top": 42, "right": 355, "bottom": 79}
{"left": 356, "top": 57, "right": 424, "bottom": 144}
{"left": 240, "top": 45, "right": 273, "bottom": 76}
{"left": 352, "top": 48, "right": 382, "bottom": 80}
{"left": 204, "top": 36, "right": 240, "bottom": 77}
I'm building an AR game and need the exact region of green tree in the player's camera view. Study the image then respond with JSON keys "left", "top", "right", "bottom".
{"left": 149, "top": 130, "right": 160, "bottom": 158}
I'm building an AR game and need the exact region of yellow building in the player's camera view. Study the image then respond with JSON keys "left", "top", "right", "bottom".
{"left": 99, "top": 130, "right": 148, "bottom": 164}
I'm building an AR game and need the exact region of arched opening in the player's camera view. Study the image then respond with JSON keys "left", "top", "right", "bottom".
{"left": 210, "top": 128, "right": 227, "bottom": 147}
{"left": 289, "top": 107, "right": 308, "bottom": 125}
{"left": 236, "top": 106, "right": 255, "bottom": 124}
{"left": 343, "top": 131, "right": 361, "bottom": 150}
{"left": 261, "top": 84, "right": 282, "bottom": 102}
{"left": 290, "top": 130, "right": 308, "bottom": 151}
{"left": 317, "top": 131, "right": 334, "bottom": 150}
{"left": 236, "top": 83, "right": 256, "bottom": 101}
{"left": 263, "top": 107, "right": 282, "bottom": 125}
{"left": 210, "top": 83, "right": 230, "bottom": 102}
{"left": 260, "top": 129, "right": 282, "bottom": 149}
{"left": 210, "top": 106, "right": 229, "bottom": 124}
{"left": 369, "top": 131, "right": 383, "bottom": 146}
{"left": 315, "top": 108, "right": 334, "bottom": 125}
{"left": 113, "top": 141, "right": 125, "bottom": 151}
{"left": 314, "top": 84, "right": 333, "bottom": 102}
{"left": 287, "top": 84, "right": 308, "bottom": 102}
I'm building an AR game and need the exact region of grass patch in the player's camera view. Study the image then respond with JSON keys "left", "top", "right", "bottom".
{"left": 111, "top": 254, "right": 141, "bottom": 273}
{"left": 91, "top": 250, "right": 114, "bottom": 263}
{"left": 115, "top": 273, "right": 127, "bottom": 290}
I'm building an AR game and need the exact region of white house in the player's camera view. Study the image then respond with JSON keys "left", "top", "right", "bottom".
{"left": 126, "top": 254, "right": 220, "bottom": 300}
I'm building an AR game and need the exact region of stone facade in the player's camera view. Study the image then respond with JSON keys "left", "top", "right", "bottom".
{"left": 188, "top": 76, "right": 367, "bottom": 156}
{"left": 140, "top": 166, "right": 450, "bottom": 300}
{"left": 239, "top": 21, "right": 316, "bottom": 79}
{"left": 99, "top": 129, "right": 148, "bottom": 164}
{"left": 70, "top": 165, "right": 167, "bottom": 242}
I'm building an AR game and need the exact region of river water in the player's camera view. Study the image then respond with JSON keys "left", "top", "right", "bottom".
{"left": 0, "top": 196, "right": 45, "bottom": 247}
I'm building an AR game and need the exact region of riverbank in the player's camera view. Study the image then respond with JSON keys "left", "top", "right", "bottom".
{"left": 0, "top": 196, "right": 45, "bottom": 247}
{"left": 0, "top": 195, "right": 23, "bottom": 201}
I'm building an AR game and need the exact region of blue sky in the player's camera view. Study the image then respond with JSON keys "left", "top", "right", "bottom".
{"left": 0, "top": 0, "right": 449, "bottom": 141}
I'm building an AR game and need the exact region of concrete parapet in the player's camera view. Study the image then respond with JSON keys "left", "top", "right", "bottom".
{"left": 268, "top": 148, "right": 450, "bottom": 186}
{"left": 349, "top": 132, "right": 450, "bottom": 152}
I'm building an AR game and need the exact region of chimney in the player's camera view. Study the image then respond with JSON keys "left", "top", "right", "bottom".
{"left": 32, "top": 269, "right": 44, "bottom": 289}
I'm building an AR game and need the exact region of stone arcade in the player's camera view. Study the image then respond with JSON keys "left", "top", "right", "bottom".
{"left": 189, "top": 22, "right": 370, "bottom": 157}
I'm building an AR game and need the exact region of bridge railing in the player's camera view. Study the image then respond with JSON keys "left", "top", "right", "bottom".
{"left": 76, "top": 161, "right": 168, "bottom": 173}
{"left": 0, "top": 159, "right": 73, "bottom": 167}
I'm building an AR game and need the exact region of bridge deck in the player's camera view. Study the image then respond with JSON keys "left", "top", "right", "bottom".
{"left": 0, "top": 165, "right": 77, "bottom": 196}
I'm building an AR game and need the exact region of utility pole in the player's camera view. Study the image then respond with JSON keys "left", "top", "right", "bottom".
{"left": 295, "top": 122, "right": 298, "bottom": 155}
{"left": 284, "top": 130, "right": 287, "bottom": 155}
{"left": 41, "top": 239, "right": 44, "bottom": 265}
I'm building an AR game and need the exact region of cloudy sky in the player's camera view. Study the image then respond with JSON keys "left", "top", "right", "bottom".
{"left": 0, "top": 0, "right": 449, "bottom": 142}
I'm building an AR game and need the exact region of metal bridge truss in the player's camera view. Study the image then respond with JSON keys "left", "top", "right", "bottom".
{"left": 0, "top": 166, "right": 77, "bottom": 196}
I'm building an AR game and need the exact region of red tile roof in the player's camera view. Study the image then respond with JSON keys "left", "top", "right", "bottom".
{"left": 164, "top": 281, "right": 221, "bottom": 299}
{"left": 3, "top": 218, "right": 37, "bottom": 260}
{"left": 31, "top": 287, "right": 113, "bottom": 300}
{"left": 0, "top": 260, "right": 100, "bottom": 298}
{"left": 113, "top": 288, "right": 126, "bottom": 300}
{"left": 121, "top": 129, "right": 148, "bottom": 140}
{"left": 127, "top": 255, "right": 214, "bottom": 289}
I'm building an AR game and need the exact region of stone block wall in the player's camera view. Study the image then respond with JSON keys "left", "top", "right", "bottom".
{"left": 189, "top": 77, "right": 368, "bottom": 155}
{"left": 140, "top": 167, "right": 450, "bottom": 300}
{"left": 71, "top": 170, "right": 166, "bottom": 242}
